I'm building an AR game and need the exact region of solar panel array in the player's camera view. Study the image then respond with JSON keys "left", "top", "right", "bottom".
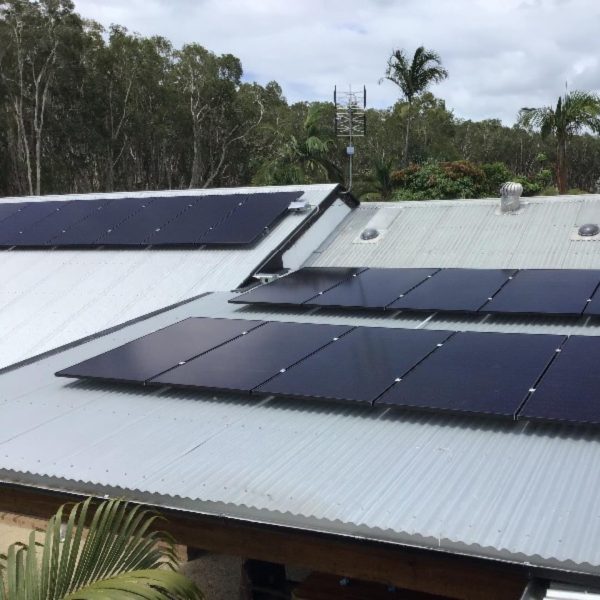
{"left": 230, "top": 267, "right": 600, "bottom": 316}
{"left": 0, "top": 192, "right": 301, "bottom": 247}
{"left": 58, "top": 316, "right": 600, "bottom": 426}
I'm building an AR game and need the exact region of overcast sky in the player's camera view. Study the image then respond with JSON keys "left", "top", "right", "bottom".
{"left": 73, "top": 0, "right": 600, "bottom": 124}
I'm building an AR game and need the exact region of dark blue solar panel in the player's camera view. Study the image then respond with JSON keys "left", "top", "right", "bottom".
{"left": 198, "top": 192, "right": 300, "bottom": 245}
{"left": 50, "top": 197, "right": 150, "bottom": 245}
{"left": 481, "top": 269, "right": 600, "bottom": 315}
{"left": 56, "top": 318, "right": 264, "bottom": 383}
{"left": 519, "top": 336, "right": 600, "bottom": 424}
{"left": 0, "top": 201, "right": 99, "bottom": 246}
{"left": 230, "top": 267, "right": 366, "bottom": 306}
{"left": 306, "top": 268, "right": 438, "bottom": 310}
{"left": 151, "top": 321, "right": 352, "bottom": 393}
{"left": 258, "top": 327, "right": 452, "bottom": 404}
{"left": 377, "top": 331, "right": 564, "bottom": 417}
{"left": 389, "top": 269, "right": 515, "bottom": 312}
{"left": 146, "top": 195, "right": 240, "bottom": 246}
{"left": 0, "top": 202, "right": 31, "bottom": 226}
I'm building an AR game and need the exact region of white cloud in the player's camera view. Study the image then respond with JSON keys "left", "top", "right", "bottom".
{"left": 73, "top": 0, "right": 600, "bottom": 124}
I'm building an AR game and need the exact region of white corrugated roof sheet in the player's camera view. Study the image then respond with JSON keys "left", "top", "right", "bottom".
{"left": 0, "top": 184, "right": 342, "bottom": 370}
{"left": 308, "top": 195, "right": 600, "bottom": 269}
{"left": 2, "top": 292, "right": 600, "bottom": 577}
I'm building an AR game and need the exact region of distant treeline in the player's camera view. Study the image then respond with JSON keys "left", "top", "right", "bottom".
{"left": 1, "top": 0, "right": 599, "bottom": 199}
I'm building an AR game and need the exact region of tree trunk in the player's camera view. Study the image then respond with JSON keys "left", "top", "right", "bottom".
{"left": 403, "top": 103, "right": 411, "bottom": 167}
{"left": 556, "top": 137, "right": 568, "bottom": 194}
{"left": 189, "top": 127, "right": 202, "bottom": 188}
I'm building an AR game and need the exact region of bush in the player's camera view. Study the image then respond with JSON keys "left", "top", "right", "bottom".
{"left": 481, "top": 162, "right": 512, "bottom": 196}
{"left": 391, "top": 160, "right": 486, "bottom": 200}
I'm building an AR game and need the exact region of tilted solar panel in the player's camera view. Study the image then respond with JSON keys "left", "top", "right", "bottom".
{"left": 0, "top": 202, "right": 27, "bottom": 224}
{"left": 56, "top": 317, "right": 264, "bottom": 383}
{"left": 198, "top": 192, "right": 302, "bottom": 245}
{"left": 0, "top": 202, "right": 65, "bottom": 246}
{"left": 376, "top": 331, "right": 564, "bottom": 417}
{"left": 306, "top": 268, "right": 438, "bottom": 310}
{"left": 519, "top": 336, "right": 600, "bottom": 424}
{"left": 257, "top": 326, "right": 452, "bottom": 404}
{"left": 389, "top": 268, "right": 515, "bottom": 312}
{"left": 230, "top": 267, "right": 365, "bottom": 306}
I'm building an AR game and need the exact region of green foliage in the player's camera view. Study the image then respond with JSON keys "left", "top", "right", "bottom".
{"left": 0, "top": 498, "right": 203, "bottom": 600}
{"left": 391, "top": 160, "right": 486, "bottom": 200}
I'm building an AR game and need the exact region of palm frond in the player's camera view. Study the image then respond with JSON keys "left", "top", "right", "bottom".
{"left": 0, "top": 498, "right": 203, "bottom": 600}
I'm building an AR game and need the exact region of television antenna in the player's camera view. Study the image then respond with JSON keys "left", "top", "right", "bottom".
{"left": 334, "top": 84, "right": 366, "bottom": 191}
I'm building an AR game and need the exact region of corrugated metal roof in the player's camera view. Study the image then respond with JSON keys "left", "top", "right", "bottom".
{"left": 308, "top": 195, "right": 600, "bottom": 269}
{"left": 0, "top": 184, "right": 341, "bottom": 370}
{"left": 2, "top": 291, "right": 600, "bottom": 576}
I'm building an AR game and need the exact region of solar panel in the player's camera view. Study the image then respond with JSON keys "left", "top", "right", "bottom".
{"left": 3, "top": 200, "right": 111, "bottom": 246}
{"left": 50, "top": 197, "right": 150, "bottom": 246}
{"left": 389, "top": 268, "right": 515, "bottom": 312}
{"left": 257, "top": 326, "right": 452, "bottom": 404}
{"left": 151, "top": 321, "right": 352, "bottom": 393}
{"left": 230, "top": 267, "right": 365, "bottom": 306}
{"left": 519, "top": 336, "right": 600, "bottom": 424}
{"left": 0, "top": 202, "right": 61, "bottom": 245}
{"left": 377, "top": 331, "right": 564, "bottom": 417}
{"left": 306, "top": 268, "right": 438, "bottom": 310}
{"left": 481, "top": 269, "right": 600, "bottom": 315}
{"left": 0, "top": 202, "right": 27, "bottom": 224}
{"left": 56, "top": 318, "right": 264, "bottom": 383}
{"left": 144, "top": 195, "right": 240, "bottom": 246}
{"left": 198, "top": 192, "right": 301, "bottom": 245}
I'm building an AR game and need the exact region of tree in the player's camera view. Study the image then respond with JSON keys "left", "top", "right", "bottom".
{"left": 253, "top": 104, "right": 342, "bottom": 185}
{"left": 519, "top": 91, "right": 600, "bottom": 194}
{"left": 0, "top": 0, "right": 83, "bottom": 195}
{"left": 0, "top": 497, "right": 202, "bottom": 599}
{"left": 382, "top": 46, "right": 448, "bottom": 166}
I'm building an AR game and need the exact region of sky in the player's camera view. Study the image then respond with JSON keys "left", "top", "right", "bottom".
{"left": 72, "top": 0, "right": 600, "bottom": 124}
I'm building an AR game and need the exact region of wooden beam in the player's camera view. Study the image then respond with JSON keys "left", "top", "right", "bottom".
{"left": 0, "top": 483, "right": 527, "bottom": 600}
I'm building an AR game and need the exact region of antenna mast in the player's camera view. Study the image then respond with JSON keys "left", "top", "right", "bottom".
{"left": 334, "top": 84, "right": 366, "bottom": 191}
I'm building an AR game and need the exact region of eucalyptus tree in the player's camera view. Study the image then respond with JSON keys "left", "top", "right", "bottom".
{"left": 0, "top": 497, "right": 202, "bottom": 599}
{"left": 519, "top": 91, "right": 600, "bottom": 193}
{"left": 382, "top": 46, "right": 448, "bottom": 165}
{"left": 0, "top": 0, "right": 84, "bottom": 195}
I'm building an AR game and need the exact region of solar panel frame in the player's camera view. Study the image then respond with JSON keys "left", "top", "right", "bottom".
{"left": 480, "top": 269, "right": 600, "bottom": 316}
{"left": 376, "top": 331, "right": 565, "bottom": 418}
{"left": 150, "top": 321, "right": 354, "bottom": 394}
{"left": 388, "top": 268, "right": 516, "bottom": 313}
{"left": 257, "top": 326, "right": 453, "bottom": 404}
{"left": 305, "top": 268, "right": 439, "bottom": 310}
{"left": 56, "top": 317, "right": 265, "bottom": 384}
{"left": 519, "top": 335, "right": 600, "bottom": 425}
{"left": 230, "top": 267, "right": 367, "bottom": 306}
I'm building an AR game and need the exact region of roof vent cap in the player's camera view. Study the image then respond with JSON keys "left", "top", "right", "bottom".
{"left": 360, "top": 227, "right": 379, "bottom": 241}
{"left": 500, "top": 182, "right": 522, "bottom": 213}
{"left": 578, "top": 223, "right": 600, "bottom": 237}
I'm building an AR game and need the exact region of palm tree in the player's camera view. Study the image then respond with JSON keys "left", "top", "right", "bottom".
{"left": 0, "top": 498, "right": 203, "bottom": 600}
{"left": 356, "top": 156, "right": 395, "bottom": 201}
{"left": 519, "top": 91, "right": 600, "bottom": 194}
{"left": 254, "top": 105, "right": 342, "bottom": 185}
{"left": 382, "top": 46, "right": 448, "bottom": 165}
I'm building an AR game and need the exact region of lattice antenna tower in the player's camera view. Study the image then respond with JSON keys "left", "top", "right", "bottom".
{"left": 334, "top": 85, "right": 366, "bottom": 191}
